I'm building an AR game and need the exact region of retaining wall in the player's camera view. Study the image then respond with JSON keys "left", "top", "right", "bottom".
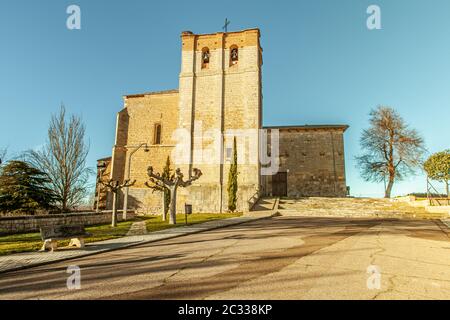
{"left": 0, "top": 211, "right": 136, "bottom": 235}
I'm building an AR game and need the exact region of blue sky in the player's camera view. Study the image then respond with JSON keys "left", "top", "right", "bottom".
{"left": 0, "top": 0, "right": 449, "bottom": 197}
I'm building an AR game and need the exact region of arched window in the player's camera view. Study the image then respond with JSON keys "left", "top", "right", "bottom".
{"left": 201, "top": 47, "right": 210, "bottom": 69}
{"left": 154, "top": 123, "right": 162, "bottom": 145}
{"left": 230, "top": 46, "right": 238, "bottom": 66}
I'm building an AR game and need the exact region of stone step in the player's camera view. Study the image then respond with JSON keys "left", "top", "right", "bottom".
{"left": 126, "top": 221, "right": 147, "bottom": 236}
{"left": 277, "top": 197, "right": 445, "bottom": 219}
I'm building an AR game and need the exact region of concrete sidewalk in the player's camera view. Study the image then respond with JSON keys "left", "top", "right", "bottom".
{"left": 0, "top": 212, "right": 276, "bottom": 274}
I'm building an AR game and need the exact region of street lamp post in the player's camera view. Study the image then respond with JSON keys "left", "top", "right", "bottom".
{"left": 122, "top": 143, "right": 149, "bottom": 220}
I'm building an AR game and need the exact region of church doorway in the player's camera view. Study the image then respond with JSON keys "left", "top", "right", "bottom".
{"left": 272, "top": 172, "right": 287, "bottom": 197}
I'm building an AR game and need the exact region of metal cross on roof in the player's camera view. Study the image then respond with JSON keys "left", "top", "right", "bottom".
{"left": 223, "top": 18, "right": 230, "bottom": 33}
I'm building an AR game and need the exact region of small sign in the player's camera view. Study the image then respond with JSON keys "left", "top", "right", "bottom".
{"left": 185, "top": 204, "right": 192, "bottom": 215}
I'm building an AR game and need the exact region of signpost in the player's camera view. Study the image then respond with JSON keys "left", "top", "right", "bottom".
{"left": 185, "top": 204, "right": 192, "bottom": 225}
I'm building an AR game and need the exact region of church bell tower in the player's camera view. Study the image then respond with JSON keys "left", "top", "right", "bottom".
{"left": 177, "top": 28, "right": 263, "bottom": 213}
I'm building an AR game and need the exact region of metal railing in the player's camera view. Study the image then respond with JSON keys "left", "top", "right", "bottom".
{"left": 427, "top": 178, "right": 450, "bottom": 206}
{"left": 247, "top": 186, "right": 264, "bottom": 212}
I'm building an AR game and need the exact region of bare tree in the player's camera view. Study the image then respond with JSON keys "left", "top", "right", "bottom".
{"left": 100, "top": 179, "right": 135, "bottom": 227}
{"left": 146, "top": 156, "right": 173, "bottom": 221}
{"left": 0, "top": 148, "right": 7, "bottom": 165}
{"left": 146, "top": 166, "right": 202, "bottom": 224}
{"left": 356, "top": 106, "right": 426, "bottom": 198}
{"left": 26, "top": 105, "right": 92, "bottom": 211}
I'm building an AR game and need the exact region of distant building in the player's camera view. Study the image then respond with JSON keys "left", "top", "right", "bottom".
{"left": 94, "top": 157, "right": 111, "bottom": 210}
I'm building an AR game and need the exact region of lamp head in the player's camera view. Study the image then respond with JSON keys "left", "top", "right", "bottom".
{"left": 97, "top": 161, "right": 107, "bottom": 170}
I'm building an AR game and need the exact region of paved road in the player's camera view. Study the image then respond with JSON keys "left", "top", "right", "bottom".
{"left": 0, "top": 216, "right": 449, "bottom": 300}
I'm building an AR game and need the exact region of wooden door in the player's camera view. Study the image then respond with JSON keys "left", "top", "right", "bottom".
{"left": 272, "top": 172, "right": 287, "bottom": 197}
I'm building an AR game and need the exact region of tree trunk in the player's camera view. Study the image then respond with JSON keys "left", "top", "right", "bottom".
{"left": 161, "top": 191, "right": 167, "bottom": 222}
{"left": 111, "top": 191, "right": 118, "bottom": 227}
{"left": 169, "top": 186, "right": 177, "bottom": 225}
{"left": 385, "top": 133, "right": 395, "bottom": 199}
{"left": 95, "top": 182, "right": 101, "bottom": 212}
{"left": 446, "top": 180, "right": 449, "bottom": 197}
{"left": 122, "top": 187, "right": 129, "bottom": 221}
{"left": 62, "top": 196, "right": 67, "bottom": 213}
{"left": 446, "top": 180, "right": 449, "bottom": 205}
{"left": 385, "top": 178, "right": 394, "bottom": 198}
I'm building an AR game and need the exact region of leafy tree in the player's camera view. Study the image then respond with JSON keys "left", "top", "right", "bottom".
{"left": 424, "top": 150, "right": 450, "bottom": 197}
{"left": 25, "top": 105, "right": 93, "bottom": 212}
{"left": 356, "top": 106, "right": 426, "bottom": 198}
{"left": 0, "top": 161, "right": 56, "bottom": 214}
{"left": 227, "top": 137, "right": 238, "bottom": 212}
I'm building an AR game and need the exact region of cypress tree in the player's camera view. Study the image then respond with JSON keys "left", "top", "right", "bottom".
{"left": 227, "top": 137, "right": 238, "bottom": 212}
{"left": 161, "top": 156, "right": 172, "bottom": 217}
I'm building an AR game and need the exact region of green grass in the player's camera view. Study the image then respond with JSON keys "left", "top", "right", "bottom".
{"left": 143, "top": 213, "right": 243, "bottom": 233}
{"left": 0, "top": 213, "right": 242, "bottom": 256}
{"left": 0, "top": 220, "right": 134, "bottom": 256}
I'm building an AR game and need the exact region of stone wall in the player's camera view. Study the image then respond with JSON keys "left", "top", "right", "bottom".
{"left": 393, "top": 196, "right": 450, "bottom": 215}
{"left": 0, "top": 212, "right": 135, "bottom": 235}
{"left": 262, "top": 126, "right": 348, "bottom": 198}
{"left": 112, "top": 90, "right": 179, "bottom": 186}
{"left": 110, "top": 90, "right": 179, "bottom": 212}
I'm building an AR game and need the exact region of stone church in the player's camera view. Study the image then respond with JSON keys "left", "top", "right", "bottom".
{"left": 98, "top": 28, "right": 348, "bottom": 214}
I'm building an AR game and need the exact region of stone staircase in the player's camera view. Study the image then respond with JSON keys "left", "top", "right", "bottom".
{"left": 244, "top": 197, "right": 279, "bottom": 218}
{"left": 251, "top": 197, "right": 278, "bottom": 211}
{"left": 277, "top": 197, "right": 449, "bottom": 219}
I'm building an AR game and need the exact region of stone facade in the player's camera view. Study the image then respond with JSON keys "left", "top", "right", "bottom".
{"left": 101, "top": 28, "right": 349, "bottom": 215}
{"left": 94, "top": 156, "right": 112, "bottom": 210}
{"left": 110, "top": 90, "right": 180, "bottom": 213}
{"left": 262, "top": 126, "right": 348, "bottom": 198}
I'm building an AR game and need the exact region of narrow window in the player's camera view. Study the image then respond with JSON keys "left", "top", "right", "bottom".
{"left": 154, "top": 123, "right": 162, "bottom": 145}
{"left": 201, "top": 48, "right": 210, "bottom": 69}
{"left": 230, "top": 46, "right": 238, "bottom": 66}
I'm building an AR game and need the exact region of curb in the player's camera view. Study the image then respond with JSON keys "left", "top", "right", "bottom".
{"left": 0, "top": 213, "right": 277, "bottom": 275}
